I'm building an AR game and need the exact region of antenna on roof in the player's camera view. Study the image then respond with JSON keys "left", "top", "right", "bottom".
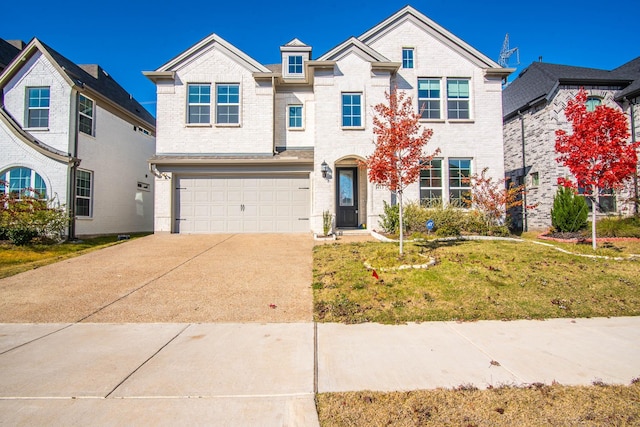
{"left": 498, "top": 33, "right": 519, "bottom": 68}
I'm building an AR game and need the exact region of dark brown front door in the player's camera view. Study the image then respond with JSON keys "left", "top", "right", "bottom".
{"left": 336, "top": 167, "right": 358, "bottom": 227}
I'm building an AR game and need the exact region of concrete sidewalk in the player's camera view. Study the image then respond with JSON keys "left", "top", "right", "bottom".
{"left": 317, "top": 317, "right": 640, "bottom": 392}
{"left": 0, "top": 323, "right": 318, "bottom": 426}
{"left": 1, "top": 317, "right": 639, "bottom": 425}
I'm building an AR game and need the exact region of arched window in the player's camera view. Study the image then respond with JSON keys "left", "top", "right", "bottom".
{"left": 586, "top": 97, "right": 602, "bottom": 112}
{"left": 0, "top": 167, "right": 47, "bottom": 198}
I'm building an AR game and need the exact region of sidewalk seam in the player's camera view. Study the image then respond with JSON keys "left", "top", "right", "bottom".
{"left": 104, "top": 323, "right": 192, "bottom": 399}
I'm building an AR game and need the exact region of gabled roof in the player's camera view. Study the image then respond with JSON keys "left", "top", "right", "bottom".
{"left": 358, "top": 5, "right": 507, "bottom": 74}
{"left": 503, "top": 59, "right": 639, "bottom": 119}
{"left": 148, "top": 33, "right": 271, "bottom": 76}
{"left": 611, "top": 57, "right": 640, "bottom": 99}
{"left": 0, "top": 38, "right": 22, "bottom": 72}
{"left": 0, "top": 38, "right": 155, "bottom": 129}
{"left": 282, "top": 38, "right": 310, "bottom": 48}
{"left": 318, "top": 36, "right": 391, "bottom": 63}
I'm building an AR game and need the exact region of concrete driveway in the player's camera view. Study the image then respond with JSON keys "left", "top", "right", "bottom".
{"left": 0, "top": 233, "right": 314, "bottom": 323}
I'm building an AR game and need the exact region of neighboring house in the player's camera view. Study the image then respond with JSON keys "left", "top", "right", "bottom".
{"left": 503, "top": 58, "right": 640, "bottom": 231}
{"left": 0, "top": 39, "right": 23, "bottom": 73}
{"left": 0, "top": 38, "right": 156, "bottom": 237}
{"left": 145, "top": 6, "right": 511, "bottom": 235}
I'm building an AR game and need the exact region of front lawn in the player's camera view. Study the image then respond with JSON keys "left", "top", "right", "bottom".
{"left": 0, "top": 234, "right": 149, "bottom": 279}
{"left": 313, "top": 237, "right": 640, "bottom": 324}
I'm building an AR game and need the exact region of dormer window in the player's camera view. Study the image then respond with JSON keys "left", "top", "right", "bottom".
{"left": 280, "top": 39, "right": 311, "bottom": 79}
{"left": 288, "top": 55, "right": 303, "bottom": 75}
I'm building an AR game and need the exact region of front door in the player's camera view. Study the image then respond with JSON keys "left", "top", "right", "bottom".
{"left": 336, "top": 167, "right": 358, "bottom": 228}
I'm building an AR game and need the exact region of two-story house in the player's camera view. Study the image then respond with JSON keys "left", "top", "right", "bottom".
{"left": 0, "top": 38, "right": 156, "bottom": 237}
{"left": 503, "top": 58, "right": 640, "bottom": 231}
{"left": 145, "top": 6, "right": 511, "bottom": 235}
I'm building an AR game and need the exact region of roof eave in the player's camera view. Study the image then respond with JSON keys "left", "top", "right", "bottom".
{"left": 143, "top": 71, "right": 176, "bottom": 83}
{"left": 149, "top": 156, "right": 314, "bottom": 166}
{"left": 485, "top": 68, "right": 515, "bottom": 79}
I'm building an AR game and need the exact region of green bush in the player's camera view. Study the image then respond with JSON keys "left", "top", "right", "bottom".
{"left": 379, "top": 201, "right": 400, "bottom": 234}
{"left": 596, "top": 216, "right": 640, "bottom": 238}
{"left": 0, "top": 192, "right": 69, "bottom": 245}
{"left": 551, "top": 186, "right": 589, "bottom": 232}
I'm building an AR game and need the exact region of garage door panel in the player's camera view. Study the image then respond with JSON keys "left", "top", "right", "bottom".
{"left": 176, "top": 175, "right": 309, "bottom": 233}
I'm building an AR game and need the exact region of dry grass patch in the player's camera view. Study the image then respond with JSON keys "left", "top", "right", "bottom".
{"left": 317, "top": 381, "right": 640, "bottom": 426}
{"left": 313, "top": 239, "right": 640, "bottom": 323}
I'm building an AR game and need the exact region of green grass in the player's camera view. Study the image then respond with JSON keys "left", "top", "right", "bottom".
{"left": 313, "top": 237, "right": 640, "bottom": 324}
{"left": 0, "top": 234, "right": 150, "bottom": 279}
{"left": 317, "top": 381, "right": 640, "bottom": 426}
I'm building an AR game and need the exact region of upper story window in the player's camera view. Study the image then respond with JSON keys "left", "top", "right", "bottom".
{"left": 288, "top": 55, "right": 303, "bottom": 75}
{"left": 402, "top": 48, "right": 414, "bottom": 69}
{"left": 420, "top": 159, "right": 442, "bottom": 206}
{"left": 586, "top": 96, "right": 602, "bottom": 112}
{"left": 418, "top": 79, "right": 441, "bottom": 119}
{"left": 447, "top": 79, "right": 470, "bottom": 119}
{"left": 27, "top": 87, "right": 50, "bottom": 128}
{"left": 187, "top": 84, "right": 211, "bottom": 124}
{"left": 216, "top": 84, "right": 240, "bottom": 124}
{"left": 0, "top": 167, "right": 47, "bottom": 199}
{"left": 449, "top": 158, "right": 472, "bottom": 205}
{"left": 288, "top": 105, "right": 303, "bottom": 129}
{"left": 78, "top": 95, "right": 94, "bottom": 136}
{"left": 342, "top": 93, "right": 362, "bottom": 128}
{"left": 75, "top": 169, "right": 93, "bottom": 217}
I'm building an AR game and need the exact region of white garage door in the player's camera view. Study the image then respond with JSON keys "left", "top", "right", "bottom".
{"left": 175, "top": 175, "right": 310, "bottom": 233}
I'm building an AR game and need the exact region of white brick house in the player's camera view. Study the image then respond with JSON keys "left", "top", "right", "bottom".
{"left": 0, "top": 38, "right": 156, "bottom": 237}
{"left": 145, "top": 6, "right": 511, "bottom": 234}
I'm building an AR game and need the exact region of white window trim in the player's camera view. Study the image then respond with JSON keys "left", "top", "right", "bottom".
{"left": 402, "top": 47, "right": 415, "bottom": 69}
{"left": 447, "top": 157, "right": 473, "bottom": 206}
{"left": 341, "top": 92, "right": 365, "bottom": 130}
{"left": 25, "top": 86, "right": 50, "bottom": 130}
{"left": 285, "top": 55, "right": 304, "bottom": 78}
{"left": 446, "top": 77, "right": 472, "bottom": 121}
{"left": 215, "top": 83, "right": 241, "bottom": 126}
{"left": 75, "top": 169, "right": 93, "bottom": 218}
{"left": 419, "top": 158, "right": 443, "bottom": 205}
{"left": 287, "top": 104, "right": 305, "bottom": 130}
{"left": 78, "top": 94, "right": 95, "bottom": 137}
{"left": 418, "top": 78, "right": 443, "bottom": 122}
{"left": 0, "top": 167, "right": 47, "bottom": 199}
{"left": 186, "top": 83, "right": 212, "bottom": 125}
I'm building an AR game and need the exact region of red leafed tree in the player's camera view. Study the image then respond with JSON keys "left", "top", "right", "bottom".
{"left": 367, "top": 89, "right": 439, "bottom": 254}
{"left": 466, "top": 167, "right": 527, "bottom": 230}
{"left": 555, "top": 88, "right": 639, "bottom": 249}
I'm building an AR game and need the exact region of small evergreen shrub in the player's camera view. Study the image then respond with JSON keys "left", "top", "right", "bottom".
{"left": 0, "top": 191, "right": 69, "bottom": 245}
{"left": 379, "top": 201, "right": 400, "bottom": 234}
{"left": 551, "top": 186, "right": 589, "bottom": 232}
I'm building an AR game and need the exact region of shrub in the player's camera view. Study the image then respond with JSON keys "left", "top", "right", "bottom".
{"left": 596, "top": 216, "right": 640, "bottom": 238}
{"left": 379, "top": 201, "right": 400, "bottom": 234}
{"left": 322, "top": 210, "right": 333, "bottom": 236}
{"left": 551, "top": 186, "right": 589, "bottom": 232}
{"left": 0, "top": 190, "right": 69, "bottom": 245}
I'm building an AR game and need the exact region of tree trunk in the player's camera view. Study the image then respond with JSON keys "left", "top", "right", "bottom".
{"left": 591, "top": 184, "right": 597, "bottom": 251}
{"left": 398, "top": 190, "right": 404, "bottom": 255}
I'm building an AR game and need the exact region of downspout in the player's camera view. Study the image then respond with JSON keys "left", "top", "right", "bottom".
{"left": 272, "top": 75, "right": 277, "bottom": 155}
{"left": 628, "top": 98, "right": 638, "bottom": 216}
{"left": 67, "top": 90, "right": 80, "bottom": 241}
{"left": 518, "top": 110, "right": 528, "bottom": 232}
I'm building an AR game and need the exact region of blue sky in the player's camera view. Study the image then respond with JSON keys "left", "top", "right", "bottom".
{"left": 3, "top": 0, "right": 638, "bottom": 117}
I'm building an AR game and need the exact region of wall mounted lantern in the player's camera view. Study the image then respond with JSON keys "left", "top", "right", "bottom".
{"left": 321, "top": 161, "right": 329, "bottom": 178}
